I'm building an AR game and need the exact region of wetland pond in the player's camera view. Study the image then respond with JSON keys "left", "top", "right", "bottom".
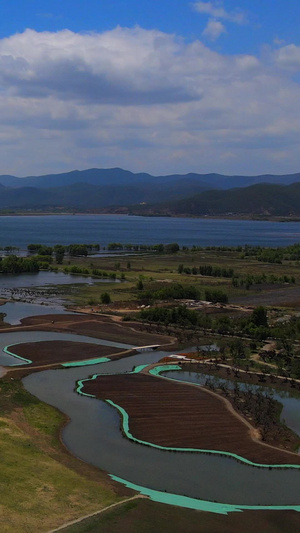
{"left": 0, "top": 270, "right": 119, "bottom": 305}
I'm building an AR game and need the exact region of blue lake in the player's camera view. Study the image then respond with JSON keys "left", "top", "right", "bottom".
{"left": 0, "top": 214, "right": 299, "bottom": 248}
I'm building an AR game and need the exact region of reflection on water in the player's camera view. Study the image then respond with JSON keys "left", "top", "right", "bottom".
{"left": 0, "top": 270, "right": 120, "bottom": 305}
{"left": 0, "top": 271, "right": 95, "bottom": 290}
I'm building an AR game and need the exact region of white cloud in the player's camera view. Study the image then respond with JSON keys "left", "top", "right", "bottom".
{"left": 193, "top": 1, "right": 246, "bottom": 24}
{"left": 203, "top": 19, "right": 226, "bottom": 40}
{"left": 275, "top": 44, "right": 300, "bottom": 70}
{"left": 0, "top": 28, "right": 298, "bottom": 176}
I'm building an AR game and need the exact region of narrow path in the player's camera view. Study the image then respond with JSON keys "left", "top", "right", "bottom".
{"left": 48, "top": 494, "right": 146, "bottom": 533}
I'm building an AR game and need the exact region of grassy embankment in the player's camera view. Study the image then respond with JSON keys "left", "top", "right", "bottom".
{"left": 0, "top": 377, "right": 127, "bottom": 533}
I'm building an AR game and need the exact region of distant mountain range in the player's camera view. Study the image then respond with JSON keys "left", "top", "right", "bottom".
{"left": 130, "top": 182, "right": 300, "bottom": 218}
{"left": 0, "top": 167, "right": 300, "bottom": 216}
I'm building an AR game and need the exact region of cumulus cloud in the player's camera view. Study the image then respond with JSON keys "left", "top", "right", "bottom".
{"left": 193, "top": 1, "right": 246, "bottom": 24}
{"left": 0, "top": 28, "right": 298, "bottom": 176}
{"left": 274, "top": 44, "right": 300, "bottom": 70}
{"left": 202, "top": 19, "right": 226, "bottom": 40}
{"left": 0, "top": 28, "right": 201, "bottom": 105}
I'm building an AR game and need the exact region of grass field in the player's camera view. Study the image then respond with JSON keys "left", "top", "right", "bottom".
{"left": 57, "top": 247, "right": 300, "bottom": 308}
{"left": 0, "top": 378, "right": 127, "bottom": 533}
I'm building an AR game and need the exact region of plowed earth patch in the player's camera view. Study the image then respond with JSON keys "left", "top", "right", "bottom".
{"left": 11, "top": 341, "right": 123, "bottom": 365}
{"left": 82, "top": 373, "right": 300, "bottom": 466}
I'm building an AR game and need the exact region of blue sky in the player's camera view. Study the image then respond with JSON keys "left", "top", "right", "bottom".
{"left": 0, "top": 1, "right": 299, "bottom": 176}
{"left": 1, "top": 1, "right": 299, "bottom": 53}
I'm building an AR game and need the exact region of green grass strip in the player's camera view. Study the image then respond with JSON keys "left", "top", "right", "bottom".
{"left": 3, "top": 344, "right": 32, "bottom": 365}
{"left": 76, "top": 374, "right": 98, "bottom": 398}
{"left": 62, "top": 357, "right": 111, "bottom": 368}
{"left": 149, "top": 364, "right": 182, "bottom": 375}
{"left": 109, "top": 475, "right": 300, "bottom": 515}
{"left": 131, "top": 364, "right": 149, "bottom": 373}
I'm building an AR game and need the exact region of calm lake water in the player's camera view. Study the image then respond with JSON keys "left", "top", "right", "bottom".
{"left": 0, "top": 215, "right": 299, "bottom": 248}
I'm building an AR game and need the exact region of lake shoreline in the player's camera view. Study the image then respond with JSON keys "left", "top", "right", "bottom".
{"left": 1, "top": 211, "right": 300, "bottom": 223}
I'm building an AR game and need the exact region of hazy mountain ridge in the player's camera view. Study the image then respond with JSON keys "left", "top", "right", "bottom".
{"left": 1, "top": 167, "right": 300, "bottom": 190}
{"left": 130, "top": 183, "right": 300, "bottom": 217}
{"left": 0, "top": 168, "right": 300, "bottom": 214}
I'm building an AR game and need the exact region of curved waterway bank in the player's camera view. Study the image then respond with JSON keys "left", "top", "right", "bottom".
{"left": 0, "top": 301, "right": 74, "bottom": 325}
{"left": 161, "top": 369, "right": 300, "bottom": 440}
{"left": 22, "top": 353, "right": 300, "bottom": 512}
{"left": 0, "top": 331, "right": 133, "bottom": 366}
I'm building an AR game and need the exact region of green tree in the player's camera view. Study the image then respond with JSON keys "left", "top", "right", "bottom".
{"left": 230, "top": 339, "right": 246, "bottom": 363}
{"left": 251, "top": 306, "right": 268, "bottom": 327}
{"left": 137, "top": 279, "right": 144, "bottom": 291}
{"left": 54, "top": 245, "right": 65, "bottom": 264}
{"left": 100, "top": 292, "right": 111, "bottom": 304}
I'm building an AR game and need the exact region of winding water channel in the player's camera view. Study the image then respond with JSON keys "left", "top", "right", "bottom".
{"left": 1, "top": 326, "right": 300, "bottom": 512}
{"left": 4, "top": 337, "right": 295, "bottom": 512}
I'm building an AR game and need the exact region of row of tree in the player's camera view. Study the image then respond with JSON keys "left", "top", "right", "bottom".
{"left": 0, "top": 255, "right": 39, "bottom": 273}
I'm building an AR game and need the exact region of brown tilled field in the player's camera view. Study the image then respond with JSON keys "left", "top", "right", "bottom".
{"left": 19, "top": 313, "right": 174, "bottom": 346}
{"left": 11, "top": 341, "right": 124, "bottom": 365}
{"left": 83, "top": 372, "right": 300, "bottom": 465}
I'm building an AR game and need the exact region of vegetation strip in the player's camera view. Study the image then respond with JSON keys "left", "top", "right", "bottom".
{"left": 108, "top": 475, "right": 300, "bottom": 515}
{"left": 62, "top": 357, "right": 111, "bottom": 367}
{"left": 149, "top": 364, "right": 182, "bottom": 376}
{"left": 3, "top": 343, "right": 32, "bottom": 365}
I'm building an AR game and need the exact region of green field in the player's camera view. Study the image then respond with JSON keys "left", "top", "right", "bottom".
{"left": 0, "top": 377, "right": 126, "bottom": 532}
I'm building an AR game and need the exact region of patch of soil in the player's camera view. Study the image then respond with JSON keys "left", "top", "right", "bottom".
{"left": 231, "top": 285, "right": 300, "bottom": 307}
{"left": 19, "top": 313, "right": 175, "bottom": 347}
{"left": 82, "top": 373, "right": 300, "bottom": 465}
{"left": 11, "top": 341, "right": 124, "bottom": 365}
{"left": 74, "top": 498, "right": 300, "bottom": 533}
